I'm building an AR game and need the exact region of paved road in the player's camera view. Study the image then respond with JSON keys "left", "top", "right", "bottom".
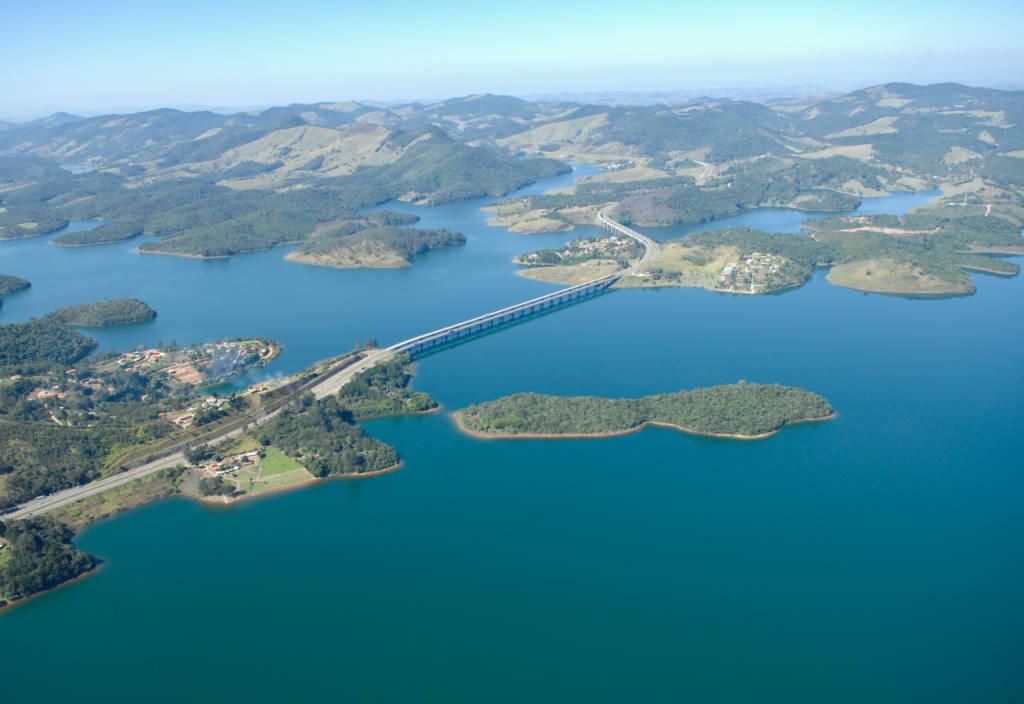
{"left": 693, "top": 159, "right": 714, "bottom": 185}
{"left": 3, "top": 349, "right": 398, "bottom": 521}
{"left": 3, "top": 217, "right": 653, "bottom": 522}
{"left": 311, "top": 348, "right": 395, "bottom": 398}
{"left": 597, "top": 209, "right": 661, "bottom": 273}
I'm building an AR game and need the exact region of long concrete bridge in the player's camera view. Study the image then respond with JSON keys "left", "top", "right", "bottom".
{"left": 3, "top": 213, "right": 658, "bottom": 520}
{"left": 387, "top": 210, "right": 659, "bottom": 357}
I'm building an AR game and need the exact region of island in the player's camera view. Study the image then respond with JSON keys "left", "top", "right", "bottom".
{"left": 286, "top": 226, "right": 465, "bottom": 269}
{"left": 45, "top": 298, "right": 157, "bottom": 327}
{"left": 454, "top": 383, "right": 834, "bottom": 440}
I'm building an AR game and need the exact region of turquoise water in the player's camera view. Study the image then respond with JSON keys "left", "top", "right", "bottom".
{"left": 1, "top": 174, "right": 1022, "bottom": 702}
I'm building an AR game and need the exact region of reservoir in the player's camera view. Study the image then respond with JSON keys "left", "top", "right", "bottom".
{"left": 1, "top": 170, "right": 1021, "bottom": 702}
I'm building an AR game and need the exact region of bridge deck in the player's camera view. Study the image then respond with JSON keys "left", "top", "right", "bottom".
{"left": 387, "top": 212, "right": 657, "bottom": 357}
{"left": 387, "top": 273, "right": 619, "bottom": 356}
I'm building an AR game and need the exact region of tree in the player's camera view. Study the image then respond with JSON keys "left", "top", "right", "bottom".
{"left": 184, "top": 444, "right": 214, "bottom": 465}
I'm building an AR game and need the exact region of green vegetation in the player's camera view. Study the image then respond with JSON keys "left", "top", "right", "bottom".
{"left": 0, "top": 122, "right": 566, "bottom": 260}
{"left": 0, "top": 206, "right": 68, "bottom": 239}
{"left": 259, "top": 447, "right": 304, "bottom": 477}
{"left": 456, "top": 383, "right": 834, "bottom": 439}
{"left": 288, "top": 226, "right": 465, "bottom": 269}
{"left": 46, "top": 298, "right": 156, "bottom": 327}
{"left": 0, "top": 274, "right": 30, "bottom": 296}
{"left": 51, "top": 221, "right": 143, "bottom": 247}
{"left": 0, "top": 517, "right": 95, "bottom": 603}
{"left": 338, "top": 354, "right": 438, "bottom": 419}
{"left": 257, "top": 394, "right": 399, "bottom": 477}
{"left": 0, "top": 318, "right": 97, "bottom": 373}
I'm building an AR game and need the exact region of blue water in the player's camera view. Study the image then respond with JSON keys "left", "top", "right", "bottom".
{"left": 1, "top": 173, "right": 1022, "bottom": 703}
{"left": 635, "top": 190, "right": 941, "bottom": 240}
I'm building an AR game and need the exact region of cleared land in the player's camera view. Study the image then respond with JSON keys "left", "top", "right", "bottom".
{"left": 826, "top": 259, "right": 974, "bottom": 296}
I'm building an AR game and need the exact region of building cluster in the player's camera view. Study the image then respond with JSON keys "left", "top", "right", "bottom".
{"left": 718, "top": 252, "right": 787, "bottom": 293}
{"left": 521, "top": 235, "right": 636, "bottom": 266}
{"left": 200, "top": 450, "right": 261, "bottom": 477}
{"left": 170, "top": 396, "right": 229, "bottom": 429}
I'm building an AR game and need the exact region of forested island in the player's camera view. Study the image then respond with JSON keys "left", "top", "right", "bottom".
{"left": 455, "top": 383, "right": 834, "bottom": 440}
{"left": 45, "top": 298, "right": 157, "bottom": 327}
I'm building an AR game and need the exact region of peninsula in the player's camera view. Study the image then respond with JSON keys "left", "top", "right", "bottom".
{"left": 454, "top": 383, "right": 834, "bottom": 440}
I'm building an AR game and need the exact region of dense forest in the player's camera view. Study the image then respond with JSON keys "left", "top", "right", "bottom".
{"left": 0, "top": 518, "right": 95, "bottom": 602}
{"left": 457, "top": 383, "right": 834, "bottom": 438}
{"left": 51, "top": 221, "right": 143, "bottom": 247}
{"left": 45, "top": 298, "right": 157, "bottom": 327}
{"left": 0, "top": 206, "right": 68, "bottom": 240}
{"left": 337, "top": 355, "right": 438, "bottom": 419}
{"left": 257, "top": 394, "right": 399, "bottom": 477}
{"left": 0, "top": 318, "right": 98, "bottom": 373}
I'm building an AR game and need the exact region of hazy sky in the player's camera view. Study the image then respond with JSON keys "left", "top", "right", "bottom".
{"left": 3, "top": 0, "right": 1022, "bottom": 118}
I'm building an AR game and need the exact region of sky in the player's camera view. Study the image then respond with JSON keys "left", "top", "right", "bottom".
{"left": 2, "top": 0, "right": 1022, "bottom": 119}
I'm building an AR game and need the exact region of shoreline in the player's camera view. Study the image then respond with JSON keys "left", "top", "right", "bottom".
{"left": 0, "top": 561, "right": 105, "bottom": 616}
{"left": 1, "top": 460, "right": 405, "bottom": 612}
{"left": 452, "top": 410, "right": 836, "bottom": 442}
{"left": 194, "top": 459, "right": 403, "bottom": 508}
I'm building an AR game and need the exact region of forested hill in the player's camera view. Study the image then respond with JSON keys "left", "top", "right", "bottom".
{"left": 2, "top": 82, "right": 1023, "bottom": 263}
{"left": 0, "top": 124, "right": 568, "bottom": 259}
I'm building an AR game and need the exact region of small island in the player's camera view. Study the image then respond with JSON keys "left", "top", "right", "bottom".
{"left": 286, "top": 226, "right": 465, "bottom": 269}
{"left": 454, "top": 383, "right": 834, "bottom": 440}
{"left": 46, "top": 298, "right": 157, "bottom": 327}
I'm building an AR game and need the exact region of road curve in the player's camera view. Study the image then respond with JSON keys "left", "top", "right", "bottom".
{"left": 597, "top": 209, "right": 661, "bottom": 273}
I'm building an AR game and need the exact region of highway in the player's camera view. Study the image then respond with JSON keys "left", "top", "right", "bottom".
{"left": 2, "top": 213, "right": 657, "bottom": 521}
{"left": 597, "top": 209, "right": 661, "bottom": 272}
{"left": 3, "top": 350, "right": 393, "bottom": 521}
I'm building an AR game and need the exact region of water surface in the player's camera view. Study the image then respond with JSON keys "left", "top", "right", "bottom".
{"left": 1, "top": 175, "right": 1021, "bottom": 703}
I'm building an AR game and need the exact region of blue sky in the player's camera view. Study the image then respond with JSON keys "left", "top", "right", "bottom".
{"left": 2, "top": 0, "right": 1022, "bottom": 117}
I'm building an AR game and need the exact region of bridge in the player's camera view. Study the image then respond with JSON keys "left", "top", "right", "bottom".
{"left": 3, "top": 212, "right": 659, "bottom": 520}
{"left": 387, "top": 210, "right": 658, "bottom": 357}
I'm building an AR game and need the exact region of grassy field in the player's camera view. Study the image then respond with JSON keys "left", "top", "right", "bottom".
{"left": 826, "top": 259, "right": 973, "bottom": 296}
{"left": 260, "top": 447, "right": 304, "bottom": 477}
{"left": 519, "top": 261, "right": 622, "bottom": 285}
{"left": 619, "top": 243, "right": 738, "bottom": 290}
{"left": 225, "top": 446, "right": 312, "bottom": 497}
